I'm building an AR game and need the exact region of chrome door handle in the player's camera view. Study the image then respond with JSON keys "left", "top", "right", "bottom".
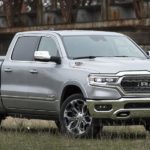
{"left": 29, "top": 69, "right": 38, "bottom": 74}
{"left": 4, "top": 68, "right": 12, "bottom": 72}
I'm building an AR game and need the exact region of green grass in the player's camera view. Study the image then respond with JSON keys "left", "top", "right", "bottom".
{"left": 0, "top": 117, "right": 150, "bottom": 150}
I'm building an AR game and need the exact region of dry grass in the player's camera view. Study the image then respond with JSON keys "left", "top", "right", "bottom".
{"left": 0, "top": 117, "right": 150, "bottom": 150}
{"left": 2, "top": 117, "right": 56, "bottom": 129}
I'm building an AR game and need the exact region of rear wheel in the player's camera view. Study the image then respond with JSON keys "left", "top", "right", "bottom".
{"left": 60, "top": 93, "right": 102, "bottom": 138}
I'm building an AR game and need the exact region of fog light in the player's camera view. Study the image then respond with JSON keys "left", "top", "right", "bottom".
{"left": 95, "top": 104, "right": 112, "bottom": 111}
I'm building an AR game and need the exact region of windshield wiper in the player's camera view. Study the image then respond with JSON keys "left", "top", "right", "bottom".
{"left": 73, "top": 56, "right": 130, "bottom": 59}
{"left": 73, "top": 56, "right": 96, "bottom": 60}
{"left": 113, "top": 56, "right": 129, "bottom": 57}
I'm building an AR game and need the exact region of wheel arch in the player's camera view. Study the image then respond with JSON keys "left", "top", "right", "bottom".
{"left": 60, "top": 83, "right": 87, "bottom": 106}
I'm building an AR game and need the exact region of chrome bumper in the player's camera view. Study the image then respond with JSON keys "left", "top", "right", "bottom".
{"left": 87, "top": 98, "right": 150, "bottom": 120}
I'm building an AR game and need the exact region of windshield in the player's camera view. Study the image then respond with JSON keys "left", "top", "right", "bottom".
{"left": 62, "top": 35, "right": 147, "bottom": 59}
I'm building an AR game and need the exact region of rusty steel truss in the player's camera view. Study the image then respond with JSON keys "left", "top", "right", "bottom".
{"left": 0, "top": 0, "right": 150, "bottom": 56}
{"left": 1, "top": 0, "right": 150, "bottom": 27}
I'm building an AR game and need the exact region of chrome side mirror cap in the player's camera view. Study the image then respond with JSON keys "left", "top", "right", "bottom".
{"left": 147, "top": 51, "right": 150, "bottom": 56}
{"left": 34, "top": 51, "right": 61, "bottom": 64}
{"left": 34, "top": 51, "right": 51, "bottom": 61}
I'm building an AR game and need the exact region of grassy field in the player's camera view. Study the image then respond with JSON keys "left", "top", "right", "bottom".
{"left": 0, "top": 117, "right": 150, "bottom": 150}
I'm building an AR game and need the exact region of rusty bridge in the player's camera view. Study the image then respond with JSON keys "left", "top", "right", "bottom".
{"left": 0, "top": 0, "right": 150, "bottom": 55}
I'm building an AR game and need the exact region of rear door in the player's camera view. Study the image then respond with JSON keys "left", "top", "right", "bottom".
{"left": 1, "top": 35, "right": 41, "bottom": 112}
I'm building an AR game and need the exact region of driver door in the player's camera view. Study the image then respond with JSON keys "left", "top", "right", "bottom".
{"left": 24, "top": 36, "right": 61, "bottom": 113}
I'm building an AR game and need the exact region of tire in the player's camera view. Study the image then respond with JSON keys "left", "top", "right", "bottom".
{"left": 144, "top": 125, "right": 150, "bottom": 131}
{"left": 59, "top": 93, "right": 102, "bottom": 138}
{"left": 55, "top": 120, "right": 61, "bottom": 130}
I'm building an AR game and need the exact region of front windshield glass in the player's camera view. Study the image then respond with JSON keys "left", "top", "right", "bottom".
{"left": 62, "top": 35, "right": 146, "bottom": 59}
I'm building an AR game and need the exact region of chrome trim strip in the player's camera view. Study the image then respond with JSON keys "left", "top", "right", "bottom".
{"left": 2, "top": 95, "right": 56, "bottom": 101}
{"left": 116, "top": 71, "right": 150, "bottom": 76}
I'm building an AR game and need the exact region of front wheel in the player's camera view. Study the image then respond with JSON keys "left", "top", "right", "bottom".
{"left": 60, "top": 93, "right": 102, "bottom": 138}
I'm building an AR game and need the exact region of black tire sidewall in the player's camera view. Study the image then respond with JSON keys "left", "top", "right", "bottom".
{"left": 59, "top": 93, "right": 100, "bottom": 138}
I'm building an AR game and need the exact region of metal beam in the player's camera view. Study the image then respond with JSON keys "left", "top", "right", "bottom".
{"left": 123, "top": 32, "right": 150, "bottom": 45}
{"left": 0, "top": 18, "right": 149, "bottom": 34}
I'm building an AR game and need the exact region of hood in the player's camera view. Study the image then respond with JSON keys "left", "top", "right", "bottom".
{"left": 71, "top": 57, "right": 150, "bottom": 74}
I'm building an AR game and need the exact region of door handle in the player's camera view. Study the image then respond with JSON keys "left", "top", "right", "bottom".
{"left": 4, "top": 68, "right": 12, "bottom": 72}
{"left": 29, "top": 69, "right": 38, "bottom": 74}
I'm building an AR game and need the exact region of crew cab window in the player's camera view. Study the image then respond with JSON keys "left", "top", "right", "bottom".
{"left": 38, "top": 37, "right": 59, "bottom": 57}
{"left": 12, "top": 36, "right": 41, "bottom": 61}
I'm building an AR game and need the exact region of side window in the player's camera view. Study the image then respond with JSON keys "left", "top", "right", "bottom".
{"left": 38, "top": 37, "right": 59, "bottom": 57}
{"left": 12, "top": 36, "right": 41, "bottom": 61}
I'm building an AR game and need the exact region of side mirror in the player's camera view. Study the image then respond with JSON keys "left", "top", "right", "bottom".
{"left": 34, "top": 51, "right": 61, "bottom": 64}
{"left": 34, "top": 51, "right": 51, "bottom": 61}
{"left": 146, "top": 51, "right": 150, "bottom": 56}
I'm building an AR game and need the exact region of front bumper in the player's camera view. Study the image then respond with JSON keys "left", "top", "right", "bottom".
{"left": 87, "top": 98, "right": 150, "bottom": 120}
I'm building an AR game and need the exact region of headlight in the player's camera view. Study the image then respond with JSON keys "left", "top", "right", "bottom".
{"left": 88, "top": 74, "right": 119, "bottom": 86}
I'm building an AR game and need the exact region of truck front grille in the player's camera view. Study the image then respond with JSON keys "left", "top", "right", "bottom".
{"left": 121, "top": 76, "right": 150, "bottom": 94}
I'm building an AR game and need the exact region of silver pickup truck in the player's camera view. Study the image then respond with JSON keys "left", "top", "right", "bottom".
{"left": 0, "top": 30, "right": 150, "bottom": 137}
